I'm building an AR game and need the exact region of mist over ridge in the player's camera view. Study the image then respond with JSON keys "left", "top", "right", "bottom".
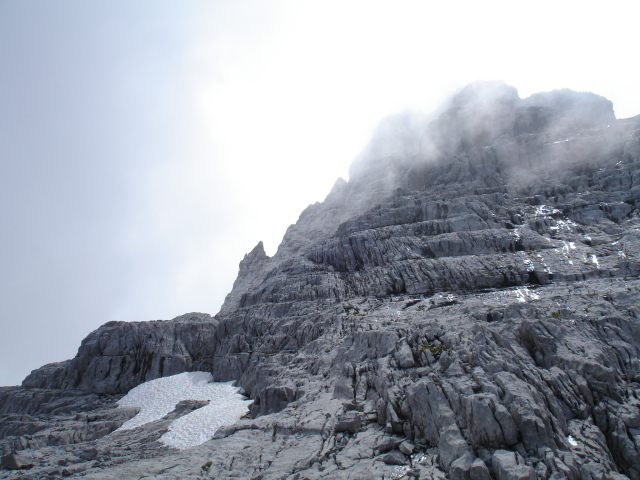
{"left": 348, "top": 81, "right": 616, "bottom": 184}
{"left": 215, "top": 81, "right": 638, "bottom": 320}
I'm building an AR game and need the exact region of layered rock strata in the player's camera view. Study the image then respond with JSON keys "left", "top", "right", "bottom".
{"left": 2, "top": 82, "right": 640, "bottom": 480}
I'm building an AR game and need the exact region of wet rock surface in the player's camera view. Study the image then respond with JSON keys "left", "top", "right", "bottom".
{"left": 2, "top": 83, "right": 640, "bottom": 479}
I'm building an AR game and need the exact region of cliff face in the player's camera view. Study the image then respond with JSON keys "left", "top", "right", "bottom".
{"left": 3, "top": 82, "right": 640, "bottom": 480}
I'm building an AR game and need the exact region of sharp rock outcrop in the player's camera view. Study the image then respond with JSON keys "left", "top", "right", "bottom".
{"left": 2, "top": 81, "right": 640, "bottom": 480}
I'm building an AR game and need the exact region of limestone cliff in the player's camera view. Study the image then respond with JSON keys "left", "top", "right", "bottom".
{"left": 2, "top": 82, "right": 640, "bottom": 480}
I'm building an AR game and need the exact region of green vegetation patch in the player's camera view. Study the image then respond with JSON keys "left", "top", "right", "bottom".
{"left": 419, "top": 343, "right": 450, "bottom": 359}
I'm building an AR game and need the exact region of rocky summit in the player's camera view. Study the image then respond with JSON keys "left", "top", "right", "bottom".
{"left": 2, "top": 81, "right": 640, "bottom": 480}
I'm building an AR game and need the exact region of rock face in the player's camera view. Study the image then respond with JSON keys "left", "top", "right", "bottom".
{"left": 2, "top": 81, "right": 640, "bottom": 479}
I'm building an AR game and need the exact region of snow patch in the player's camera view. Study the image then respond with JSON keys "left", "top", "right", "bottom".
{"left": 536, "top": 253, "right": 553, "bottom": 274}
{"left": 522, "top": 256, "right": 535, "bottom": 272}
{"left": 550, "top": 219, "right": 578, "bottom": 233}
{"left": 515, "top": 287, "right": 540, "bottom": 303}
{"left": 560, "top": 241, "right": 576, "bottom": 254}
{"left": 116, "top": 372, "right": 251, "bottom": 449}
{"left": 556, "top": 241, "right": 577, "bottom": 265}
{"left": 535, "top": 205, "right": 561, "bottom": 217}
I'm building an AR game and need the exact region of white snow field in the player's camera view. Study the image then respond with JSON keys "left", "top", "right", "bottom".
{"left": 116, "top": 371, "right": 251, "bottom": 449}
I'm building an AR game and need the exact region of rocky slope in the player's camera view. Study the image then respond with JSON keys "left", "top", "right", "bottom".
{"left": 2, "top": 81, "right": 640, "bottom": 480}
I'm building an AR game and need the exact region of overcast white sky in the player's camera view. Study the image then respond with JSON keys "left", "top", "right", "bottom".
{"left": 1, "top": 0, "right": 638, "bottom": 386}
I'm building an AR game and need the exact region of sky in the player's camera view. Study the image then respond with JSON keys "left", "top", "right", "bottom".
{"left": 1, "top": 0, "right": 638, "bottom": 386}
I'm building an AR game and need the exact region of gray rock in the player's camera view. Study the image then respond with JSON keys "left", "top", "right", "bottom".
{"left": 465, "top": 393, "right": 517, "bottom": 447}
{"left": 398, "top": 440, "right": 414, "bottom": 455}
{"left": 492, "top": 450, "right": 536, "bottom": 480}
{"left": 334, "top": 414, "right": 361, "bottom": 434}
{"left": 439, "top": 424, "right": 472, "bottom": 469}
{"left": 406, "top": 467, "right": 422, "bottom": 478}
{"left": 2, "top": 453, "right": 34, "bottom": 470}
{"left": 450, "top": 452, "right": 475, "bottom": 480}
{"left": 395, "top": 341, "right": 415, "bottom": 368}
{"left": 382, "top": 450, "right": 408, "bottom": 466}
{"left": 77, "top": 448, "right": 98, "bottom": 461}
{"left": 470, "top": 458, "right": 492, "bottom": 480}
{"left": 607, "top": 472, "right": 632, "bottom": 480}
{"left": 376, "top": 437, "right": 396, "bottom": 454}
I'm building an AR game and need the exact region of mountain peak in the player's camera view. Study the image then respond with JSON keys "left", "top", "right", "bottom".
{"left": 3, "top": 84, "right": 640, "bottom": 480}
{"left": 448, "top": 80, "right": 520, "bottom": 109}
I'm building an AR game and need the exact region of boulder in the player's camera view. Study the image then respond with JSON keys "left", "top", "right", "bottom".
{"left": 382, "top": 450, "right": 408, "bottom": 466}
{"left": 1, "top": 453, "right": 34, "bottom": 470}
{"left": 492, "top": 450, "right": 536, "bottom": 480}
